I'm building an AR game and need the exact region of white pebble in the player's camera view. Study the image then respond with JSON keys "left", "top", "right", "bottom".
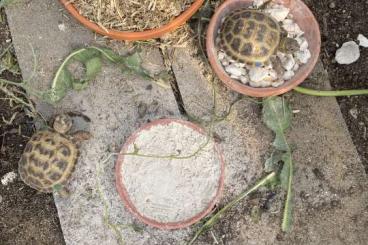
{"left": 283, "top": 70, "right": 295, "bottom": 80}
{"left": 249, "top": 67, "right": 277, "bottom": 84}
{"left": 272, "top": 80, "right": 285, "bottom": 87}
{"left": 266, "top": 4, "right": 290, "bottom": 22}
{"left": 299, "top": 38, "right": 309, "bottom": 51}
{"left": 1, "top": 172, "right": 17, "bottom": 186}
{"left": 221, "top": 60, "right": 229, "bottom": 66}
{"left": 349, "top": 108, "right": 358, "bottom": 119}
{"left": 293, "top": 63, "right": 300, "bottom": 71}
{"left": 240, "top": 75, "right": 249, "bottom": 84}
{"left": 281, "top": 54, "right": 296, "bottom": 71}
{"left": 277, "top": 51, "right": 286, "bottom": 60}
{"left": 58, "top": 23, "right": 66, "bottom": 32}
{"left": 234, "top": 62, "right": 246, "bottom": 68}
{"left": 230, "top": 74, "right": 241, "bottom": 80}
{"left": 225, "top": 64, "right": 245, "bottom": 77}
{"left": 218, "top": 52, "right": 226, "bottom": 61}
{"left": 357, "top": 34, "right": 368, "bottom": 48}
{"left": 282, "top": 19, "right": 304, "bottom": 37}
{"left": 295, "top": 49, "right": 311, "bottom": 64}
{"left": 253, "top": 0, "right": 266, "bottom": 8}
{"left": 335, "top": 41, "right": 360, "bottom": 65}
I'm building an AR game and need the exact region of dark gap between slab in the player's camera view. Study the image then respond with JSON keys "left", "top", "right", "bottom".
{"left": 159, "top": 48, "right": 187, "bottom": 116}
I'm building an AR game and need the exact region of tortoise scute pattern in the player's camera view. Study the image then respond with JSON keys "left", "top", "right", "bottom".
{"left": 19, "top": 130, "right": 78, "bottom": 192}
{"left": 220, "top": 9, "right": 281, "bottom": 64}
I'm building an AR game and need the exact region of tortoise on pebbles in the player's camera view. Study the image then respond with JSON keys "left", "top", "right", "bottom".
{"left": 219, "top": 8, "right": 299, "bottom": 67}
{"left": 18, "top": 113, "right": 91, "bottom": 196}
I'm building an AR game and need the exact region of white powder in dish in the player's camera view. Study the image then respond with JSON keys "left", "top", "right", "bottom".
{"left": 120, "top": 121, "right": 223, "bottom": 223}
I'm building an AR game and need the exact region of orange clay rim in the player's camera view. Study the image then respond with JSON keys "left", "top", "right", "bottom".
{"left": 206, "top": 0, "right": 321, "bottom": 97}
{"left": 115, "top": 118, "right": 225, "bottom": 230}
{"left": 59, "top": 0, "right": 205, "bottom": 41}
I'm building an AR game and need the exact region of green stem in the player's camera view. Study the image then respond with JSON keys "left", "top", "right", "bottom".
{"left": 294, "top": 86, "right": 368, "bottom": 97}
{"left": 188, "top": 172, "right": 277, "bottom": 245}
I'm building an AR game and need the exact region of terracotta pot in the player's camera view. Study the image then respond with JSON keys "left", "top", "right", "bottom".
{"left": 59, "top": 0, "right": 205, "bottom": 41}
{"left": 206, "top": 0, "right": 321, "bottom": 97}
{"left": 115, "top": 119, "right": 225, "bottom": 229}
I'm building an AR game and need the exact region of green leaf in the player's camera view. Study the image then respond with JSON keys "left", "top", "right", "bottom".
{"left": 262, "top": 97, "right": 292, "bottom": 151}
{"left": 30, "top": 46, "right": 159, "bottom": 104}
{"left": 262, "top": 96, "right": 294, "bottom": 233}
{"left": 280, "top": 152, "right": 293, "bottom": 232}
{"left": 264, "top": 150, "right": 283, "bottom": 173}
{"left": 279, "top": 153, "right": 291, "bottom": 190}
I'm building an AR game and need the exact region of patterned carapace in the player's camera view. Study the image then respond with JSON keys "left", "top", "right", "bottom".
{"left": 18, "top": 130, "right": 78, "bottom": 193}
{"left": 219, "top": 9, "right": 281, "bottom": 64}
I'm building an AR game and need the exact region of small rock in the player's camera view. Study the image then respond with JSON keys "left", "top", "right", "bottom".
{"left": 295, "top": 49, "right": 311, "bottom": 64}
{"left": 357, "top": 34, "right": 368, "bottom": 48}
{"left": 225, "top": 64, "right": 246, "bottom": 77}
{"left": 240, "top": 75, "right": 249, "bottom": 84}
{"left": 0, "top": 195, "right": 2, "bottom": 203}
{"left": 230, "top": 74, "right": 241, "bottom": 80}
{"left": 349, "top": 108, "right": 358, "bottom": 119}
{"left": 234, "top": 62, "right": 246, "bottom": 68}
{"left": 282, "top": 19, "right": 304, "bottom": 37}
{"left": 283, "top": 70, "right": 295, "bottom": 80}
{"left": 249, "top": 80, "right": 272, "bottom": 88}
{"left": 266, "top": 4, "right": 290, "bottom": 22}
{"left": 329, "top": 2, "right": 336, "bottom": 9}
{"left": 293, "top": 63, "right": 300, "bottom": 71}
{"left": 218, "top": 51, "right": 226, "bottom": 60}
{"left": 335, "top": 41, "right": 360, "bottom": 64}
{"left": 1, "top": 172, "right": 17, "bottom": 186}
{"left": 277, "top": 51, "right": 286, "bottom": 60}
{"left": 281, "top": 54, "right": 296, "bottom": 71}
{"left": 221, "top": 60, "right": 229, "bottom": 66}
{"left": 272, "top": 80, "right": 285, "bottom": 87}
{"left": 253, "top": 0, "right": 266, "bottom": 8}
{"left": 58, "top": 23, "right": 66, "bottom": 32}
{"left": 299, "top": 38, "right": 309, "bottom": 51}
{"left": 249, "top": 67, "right": 277, "bottom": 84}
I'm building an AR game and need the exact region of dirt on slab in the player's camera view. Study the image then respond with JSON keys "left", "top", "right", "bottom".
{"left": 0, "top": 9, "right": 65, "bottom": 245}
{"left": 304, "top": 0, "right": 368, "bottom": 173}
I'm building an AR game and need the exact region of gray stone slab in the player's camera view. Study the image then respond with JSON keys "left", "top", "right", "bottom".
{"left": 171, "top": 49, "right": 368, "bottom": 244}
{"left": 5, "top": 1, "right": 210, "bottom": 245}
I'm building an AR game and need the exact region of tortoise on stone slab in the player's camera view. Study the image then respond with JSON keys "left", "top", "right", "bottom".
{"left": 18, "top": 113, "right": 91, "bottom": 196}
{"left": 219, "top": 8, "right": 299, "bottom": 66}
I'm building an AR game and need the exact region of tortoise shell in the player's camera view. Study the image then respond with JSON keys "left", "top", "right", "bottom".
{"left": 18, "top": 130, "right": 78, "bottom": 193}
{"left": 219, "top": 9, "right": 281, "bottom": 64}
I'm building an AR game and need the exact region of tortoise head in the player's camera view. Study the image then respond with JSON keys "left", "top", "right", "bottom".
{"left": 53, "top": 114, "right": 73, "bottom": 134}
{"left": 279, "top": 36, "right": 300, "bottom": 53}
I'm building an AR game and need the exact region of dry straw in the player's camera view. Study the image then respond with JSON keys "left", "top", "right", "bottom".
{"left": 72, "top": 0, "right": 194, "bottom": 31}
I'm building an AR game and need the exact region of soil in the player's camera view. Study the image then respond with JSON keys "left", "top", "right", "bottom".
{"left": 304, "top": 0, "right": 368, "bottom": 172}
{"left": 1, "top": 0, "right": 368, "bottom": 244}
{"left": 0, "top": 9, "right": 65, "bottom": 245}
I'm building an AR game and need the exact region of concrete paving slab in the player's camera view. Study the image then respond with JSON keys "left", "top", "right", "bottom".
{"left": 171, "top": 49, "right": 368, "bottom": 244}
{"left": 5, "top": 1, "right": 201, "bottom": 245}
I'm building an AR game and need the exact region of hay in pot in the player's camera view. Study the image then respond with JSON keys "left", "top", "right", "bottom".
{"left": 72, "top": 0, "right": 194, "bottom": 32}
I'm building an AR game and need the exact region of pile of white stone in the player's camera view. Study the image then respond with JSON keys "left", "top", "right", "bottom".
{"left": 217, "top": 0, "right": 312, "bottom": 88}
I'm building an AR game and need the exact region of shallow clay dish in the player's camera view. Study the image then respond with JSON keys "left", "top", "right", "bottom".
{"left": 60, "top": 0, "right": 204, "bottom": 41}
{"left": 206, "top": 0, "right": 321, "bottom": 97}
{"left": 115, "top": 119, "right": 225, "bottom": 230}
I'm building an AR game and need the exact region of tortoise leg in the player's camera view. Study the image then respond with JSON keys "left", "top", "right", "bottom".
{"left": 58, "top": 187, "right": 70, "bottom": 198}
{"left": 66, "top": 111, "right": 91, "bottom": 122}
{"left": 71, "top": 131, "right": 92, "bottom": 147}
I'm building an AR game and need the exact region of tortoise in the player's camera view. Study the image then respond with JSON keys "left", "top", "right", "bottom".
{"left": 219, "top": 8, "right": 299, "bottom": 67}
{"left": 18, "top": 113, "right": 91, "bottom": 196}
